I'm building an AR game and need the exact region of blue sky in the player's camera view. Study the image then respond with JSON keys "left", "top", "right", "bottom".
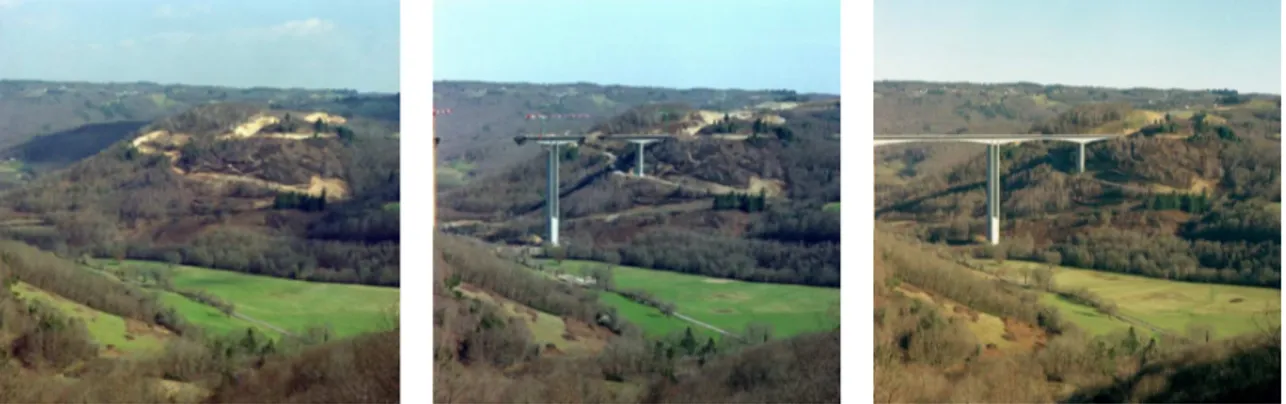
{"left": 433, "top": 0, "right": 841, "bottom": 94}
{"left": 876, "top": 0, "right": 1282, "bottom": 94}
{"left": 0, "top": 0, "right": 399, "bottom": 92}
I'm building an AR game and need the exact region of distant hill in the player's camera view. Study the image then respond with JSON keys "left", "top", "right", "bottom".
{"left": 0, "top": 80, "right": 381, "bottom": 149}
{"left": 433, "top": 80, "right": 835, "bottom": 179}
{"left": 874, "top": 81, "right": 1281, "bottom": 289}
{"left": 0, "top": 100, "right": 401, "bottom": 287}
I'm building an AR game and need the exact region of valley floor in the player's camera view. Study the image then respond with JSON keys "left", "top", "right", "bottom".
{"left": 533, "top": 259, "right": 840, "bottom": 339}
{"left": 103, "top": 259, "right": 400, "bottom": 338}
{"left": 969, "top": 259, "right": 1280, "bottom": 340}
{"left": 18, "top": 258, "right": 401, "bottom": 358}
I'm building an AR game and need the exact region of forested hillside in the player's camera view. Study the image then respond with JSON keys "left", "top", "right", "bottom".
{"left": 875, "top": 81, "right": 1281, "bottom": 288}
{"left": 0, "top": 99, "right": 401, "bottom": 287}
{"left": 440, "top": 98, "right": 841, "bottom": 287}
{"left": 433, "top": 81, "right": 834, "bottom": 179}
{"left": 874, "top": 226, "right": 1279, "bottom": 403}
{"left": 0, "top": 236, "right": 398, "bottom": 403}
{"left": 434, "top": 233, "right": 839, "bottom": 403}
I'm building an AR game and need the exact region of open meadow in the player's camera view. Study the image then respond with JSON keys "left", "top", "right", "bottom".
{"left": 10, "top": 282, "right": 172, "bottom": 357}
{"left": 538, "top": 259, "right": 840, "bottom": 339}
{"left": 152, "top": 289, "right": 282, "bottom": 338}
{"left": 979, "top": 260, "right": 1280, "bottom": 339}
{"left": 108, "top": 260, "right": 400, "bottom": 338}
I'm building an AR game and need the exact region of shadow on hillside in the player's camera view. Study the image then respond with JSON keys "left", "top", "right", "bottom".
{"left": 1061, "top": 339, "right": 1281, "bottom": 403}
{"left": 875, "top": 146, "right": 1086, "bottom": 216}
{"left": 4, "top": 120, "right": 149, "bottom": 171}
{"left": 876, "top": 180, "right": 985, "bottom": 216}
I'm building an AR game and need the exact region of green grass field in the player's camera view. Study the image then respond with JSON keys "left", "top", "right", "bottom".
{"left": 153, "top": 289, "right": 281, "bottom": 339}
{"left": 1040, "top": 293, "right": 1137, "bottom": 337}
{"left": 85, "top": 262, "right": 283, "bottom": 339}
{"left": 438, "top": 160, "right": 477, "bottom": 188}
{"left": 600, "top": 292, "right": 720, "bottom": 339}
{"left": 112, "top": 260, "right": 399, "bottom": 338}
{"left": 11, "top": 282, "right": 171, "bottom": 356}
{"left": 538, "top": 260, "right": 840, "bottom": 339}
{"left": 985, "top": 261, "right": 1280, "bottom": 338}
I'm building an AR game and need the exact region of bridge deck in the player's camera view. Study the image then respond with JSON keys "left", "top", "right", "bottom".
{"left": 875, "top": 134, "right": 1125, "bottom": 140}
{"left": 514, "top": 133, "right": 678, "bottom": 145}
{"left": 875, "top": 133, "right": 1126, "bottom": 145}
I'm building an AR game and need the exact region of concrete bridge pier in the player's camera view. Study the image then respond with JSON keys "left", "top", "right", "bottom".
{"left": 874, "top": 134, "right": 1117, "bottom": 247}
{"left": 514, "top": 133, "right": 672, "bottom": 247}
{"left": 537, "top": 140, "right": 576, "bottom": 246}
{"left": 629, "top": 139, "right": 660, "bottom": 177}
{"left": 986, "top": 143, "right": 1001, "bottom": 245}
{"left": 1077, "top": 143, "right": 1086, "bottom": 173}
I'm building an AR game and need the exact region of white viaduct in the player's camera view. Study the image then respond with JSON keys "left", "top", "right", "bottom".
{"left": 514, "top": 133, "right": 674, "bottom": 246}
{"left": 874, "top": 134, "right": 1127, "bottom": 245}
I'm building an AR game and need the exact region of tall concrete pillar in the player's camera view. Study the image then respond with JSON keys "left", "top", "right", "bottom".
{"left": 636, "top": 141, "right": 645, "bottom": 176}
{"left": 629, "top": 139, "right": 659, "bottom": 177}
{"left": 986, "top": 143, "right": 1001, "bottom": 245}
{"left": 1077, "top": 143, "right": 1086, "bottom": 173}
{"left": 545, "top": 144, "right": 561, "bottom": 246}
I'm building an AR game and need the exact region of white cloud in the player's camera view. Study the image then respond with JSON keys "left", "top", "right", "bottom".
{"left": 18, "top": 12, "right": 62, "bottom": 31}
{"left": 153, "top": 4, "right": 174, "bottom": 17}
{"left": 151, "top": 31, "right": 195, "bottom": 45}
{"left": 268, "top": 18, "right": 335, "bottom": 38}
{"left": 113, "top": 18, "right": 339, "bottom": 55}
{"left": 0, "top": 0, "right": 23, "bottom": 10}
{"left": 153, "top": 2, "right": 211, "bottom": 19}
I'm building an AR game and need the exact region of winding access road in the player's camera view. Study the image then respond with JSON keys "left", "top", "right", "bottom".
{"left": 672, "top": 312, "right": 739, "bottom": 339}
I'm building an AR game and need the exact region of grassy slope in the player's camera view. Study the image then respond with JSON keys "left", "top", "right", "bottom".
{"left": 894, "top": 284, "right": 1032, "bottom": 352}
{"left": 983, "top": 260, "right": 1280, "bottom": 338}
{"left": 10, "top": 282, "right": 172, "bottom": 356}
{"left": 119, "top": 260, "right": 399, "bottom": 338}
{"left": 455, "top": 284, "right": 608, "bottom": 355}
{"left": 86, "top": 261, "right": 280, "bottom": 339}
{"left": 438, "top": 160, "right": 476, "bottom": 188}
{"left": 600, "top": 292, "right": 718, "bottom": 339}
{"left": 522, "top": 260, "right": 709, "bottom": 340}
{"left": 153, "top": 289, "right": 280, "bottom": 338}
{"left": 540, "top": 259, "right": 840, "bottom": 338}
